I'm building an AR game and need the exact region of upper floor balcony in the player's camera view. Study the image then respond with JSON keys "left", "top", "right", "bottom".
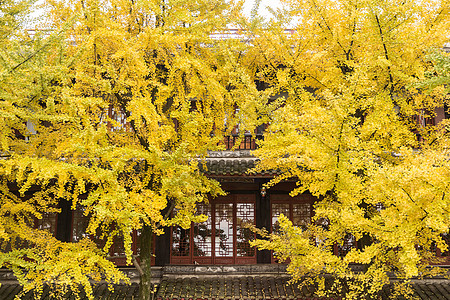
{"left": 222, "top": 129, "right": 265, "bottom": 151}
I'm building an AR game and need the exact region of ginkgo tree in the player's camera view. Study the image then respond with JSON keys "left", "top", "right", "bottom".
{"left": 0, "top": 0, "right": 265, "bottom": 299}
{"left": 248, "top": 0, "right": 450, "bottom": 298}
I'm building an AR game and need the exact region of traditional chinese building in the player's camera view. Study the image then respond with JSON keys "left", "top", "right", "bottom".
{"left": 2, "top": 107, "right": 449, "bottom": 300}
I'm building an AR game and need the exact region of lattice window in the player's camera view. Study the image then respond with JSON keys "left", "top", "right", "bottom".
{"left": 442, "top": 234, "right": 450, "bottom": 257}
{"left": 271, "top": 203, "right": 289, "bottom": 234}
{"left": 71, "top": 208, "right": 143, "bottom": 266}
{"left": 336, "top": 233, "right": 357, "bottom": 257}
{"left": 108, "top": 106, "right": 130, "bottom": 131}
{"left": 72, "top": 209, "right": 106, "bottom": 248}
{"left": 436, "top": 233, "right": 450, "bottom": 258}
{"left": 193, "top": 204, "right": 212, "bottom": 257}
{"left": 313, "top": 217, "right": 358, "bottom": 257}
{"left": 215, "top": 203, "right": 234, "bottom": 257}
{"left": 72, "top": 208, "right": 90, "bottom": 242}
{"left": 171, "top": 195, "right": 256, "bottom": 264}
{"left": 271, "top": 195, "right": 314, "bottom": 263}
{"left": 111, "top": 232, "right": 126, "bottom": 257}
{"left": 314, "top": 218, "right": 358, "bottom": 257}
{"left": 236, "top": 203, "right": 255, "bottom": 257}
{"left": 413, "top": 111, "right": 435, "bottom": 127}
{"left": 172, "top": 226, "right": 190, "bottom": 257}
{"left": 271, "top": 200, "right": 312, "bottom": 232}
{"left": 35, "top": 212, "right": 57, "bottom": 236}
{"left": 292, "top": 203, "right": 311, "bottom": 229}
{"left": 1, "top": 212, "right": 53, "bottom": 252}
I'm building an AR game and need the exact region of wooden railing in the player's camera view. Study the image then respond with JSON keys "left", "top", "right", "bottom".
{"left": 223, "top": 133, "right": 264, "bottom": 150}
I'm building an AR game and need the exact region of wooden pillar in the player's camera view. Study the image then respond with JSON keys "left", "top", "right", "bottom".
{"left": 256, "top": 179, "right": 271, "bottom": 264}
{"left": 56, "top": 198, "right": 72, "bottom": 242}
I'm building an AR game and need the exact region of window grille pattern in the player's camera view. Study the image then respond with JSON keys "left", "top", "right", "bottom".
{"left": 0, "top": 213, "right": 54, "bottom": 252}
{"left": 413, "top": 112, "right": 435, "bottom": 127}
{"left": 72, "top": 209, "right": 90, "bottom": 242}
{"left": 111, "top": 233, "right": 126, "bottom": 257}
{"left": 236, "top": 203, "right": 255, "bottom": 257}
{"left": 222, "top": 124, "right": 265, "bottom": 150}
{"left": 427, "top": 233, "right": 450, "bottom": 264}
{"left": 72, "top": 209, "right": 105, "bottom": 248}
{"left": 171, "top": 195, "right": 256, "bottom": 264}
{"left": 336, "top": 233, "right": 357, "bottom": 257}
{"left": 270, "top": 195, "right": 314, "bottom": 263}
{"left": 440, "top": 233, "right": 449, "bottom": 257}
{"left": 35, "top": 212, "right": 57, "bottom": 236}
{"left": 215, "top": 203, "right": 234, "bottom": 257}
{"left": 71, "top": 208, "right": 143, "bottom": 266}
{"left": 292, "top": 203, "right": 311, "bottom": 229}
{"left": 193, "top": 204, "right": 212, "bottom": 257}
{"left": 271, "top": 203, "right": 289, "bottom": 234}
{"left": 172, "top": 227, "right": 190, "bottom": 257}
{"left": 108, "top": 106, "right": 130, "bottom": 131}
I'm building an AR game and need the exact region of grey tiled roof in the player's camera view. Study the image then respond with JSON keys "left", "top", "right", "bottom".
{"left": 155, "top": 276, "right": 341, "bottom": 300}
{"left": 200, "top": 151, "right": 278, "bottom": 176}
{"left": 1, "top": 279, "right": 450, "bottom": 300}
{"left": 0, "top": 282, "right": 140, "bottom": 299}
{"left": 199, "top": 150, "right": 277, "bottom": 176}
{"left": 200, "top": 158, "right": 259, "bottom": 176}
{"left": 155, "top": 276, "right": 450, "bottom": 300}
{"left": 382, "top": 281, "right": 450, "bottom": 300}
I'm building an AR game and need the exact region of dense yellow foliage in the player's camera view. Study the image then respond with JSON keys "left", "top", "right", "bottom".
{"left": 2, "top": 0, "right": 450, "bottom": 299}
{"left": 0, "top": 0, "right": 264, "bottom": 299}
{"left": 250, "top": 0, "right": 450, "bottom": 298}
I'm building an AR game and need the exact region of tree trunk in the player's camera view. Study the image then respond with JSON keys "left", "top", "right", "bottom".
{"left": 139, "top": 224, "right": 154, "bottom": 300}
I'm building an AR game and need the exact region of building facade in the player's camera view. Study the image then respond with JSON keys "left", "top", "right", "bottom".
{"left": 32, "top": 106, "right": 450, "bottom": 267}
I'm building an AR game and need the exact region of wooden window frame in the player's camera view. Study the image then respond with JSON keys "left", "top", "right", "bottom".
{"left": 433, "top": 233, "right": 450, "bottom": 265}
{"left": 270, "top": 194, "right": 315, "bottom": 264}
{"left": 170, "top": 194, "right": 257, "bottom": 265}
{"left": 34, "top": 212, "right": 58, "bottom": 236}
{"left": 71, "top": 208, "right": 152, "bottom": 266}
